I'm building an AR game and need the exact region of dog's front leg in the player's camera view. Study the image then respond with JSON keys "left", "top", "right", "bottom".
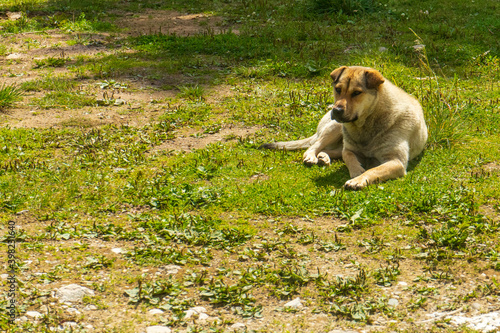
{"left": 344, "top": 159, "right": 406, "bottom": 190}
{"left": 342, "top": 149, "right": 365, "bottom": 178}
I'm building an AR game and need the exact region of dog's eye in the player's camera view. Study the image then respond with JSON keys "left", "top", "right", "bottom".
{"left": 351, "top": 91, "right": 362, "bottom": 97}
{"left": 335, "top": 87, "right": 341, "bottom": 94}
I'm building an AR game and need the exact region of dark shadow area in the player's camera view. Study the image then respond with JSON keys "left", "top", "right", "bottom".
{"left": 314, "top": 165, "right": 349, "bottom": 188}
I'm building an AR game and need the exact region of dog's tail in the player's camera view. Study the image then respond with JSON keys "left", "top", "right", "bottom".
{"left": 259, "top": 134, "right": 317, "bottom": 151}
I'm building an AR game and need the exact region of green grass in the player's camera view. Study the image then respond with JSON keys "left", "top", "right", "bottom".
{"left": 0, "top": 0, "right": 499, "bottom": 332}
{"left": 0, "top": 84, "right": 22, "bottom": 111}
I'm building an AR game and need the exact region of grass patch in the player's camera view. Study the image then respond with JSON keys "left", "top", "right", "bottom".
{"left": 0, "top": 84, "right": 22, "bottom": 111}
{"left": 1, "top": 0, "right": 499, "bottom": 332}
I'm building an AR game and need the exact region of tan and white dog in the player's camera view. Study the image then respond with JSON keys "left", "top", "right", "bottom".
{"left": 261, "top": 66, "right": 428, "bottom": 190}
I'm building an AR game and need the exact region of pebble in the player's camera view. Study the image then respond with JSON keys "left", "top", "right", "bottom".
{"left": 328, "top": 330, "right": 359, "bottom": 333}
{"left": 66, "top": 308, "right": 81, "bottom": 315}
{"left": 284, "top": 297, "right": 303, "bottom": 309}
{"left": 6, "top": 53, "right": 22, "bottom": 60}
{"left": 164, "top": 264, "right": 182, "bottom": 275}
{"left": 111, "top": 248, "right": 123, "bottom": 254}
{"left": 25, "top": 311, "right": 43, "bottom": 319}
{"left": 184, "top": 306, "right": 208, "bottom": 319}
{"left": 448, "top": 311, "right": 500, "bottom": 332}
{"left": 388, "top": 298, "right": 399, "bottom": 307}
{"left": 84, "top": 304, "right": 98, "bottom": 311}
{"left": 145, "top": 326, "right": 172, "bottom": 333}
{"left": 471, "top": 302, "right": 482, "bottom": 311}
{"left": 230, "top": 323, "right": 247, "bottom": 331}
{"left": 148, "top": 309, "right": 164, "bottom": 315}
{"left": 55, "top": 284, "right": 95, "bottom": 303}
{"left": 6, "top": 12, "right": 22, "bottom": 20}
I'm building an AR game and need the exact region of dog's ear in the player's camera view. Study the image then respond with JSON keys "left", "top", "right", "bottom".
{"left": 365, "top": 69, "right": 385, "bottom": 89}
{"left": 330, "top": 66, "right": 347, "bottom": 83}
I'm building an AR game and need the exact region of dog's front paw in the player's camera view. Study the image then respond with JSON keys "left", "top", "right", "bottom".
{"left": 344, "top": 176, "right": 370, "bottom": 190}
{"left": 303, "top": 153, "right": 318, "bottom": 166}
{"left": 317, "top": 152, "right": 331, "bottom": 166}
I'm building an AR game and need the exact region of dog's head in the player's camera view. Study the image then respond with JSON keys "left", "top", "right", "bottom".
{"left": 329, "top": 66, "right": 385, "bottom": 123}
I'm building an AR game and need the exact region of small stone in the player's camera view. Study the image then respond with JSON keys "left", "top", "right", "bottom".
{"left": 198, "top": 313, "right": 210, "bottom": 321}
{"left": 471, "top": 302, "right": 482, "bottom": 310}
{"left": 16, "top": 209, "right": 30, "bottom": 215}
{"left": 6, "top": 12, "right": 22, "bottom": 21}
{"left": 230, "top": 323, "right": 246, "bottom": 331}
{"left": 111, "top": 248, "right": 123, "bottom": 254}
{"left": 284, "top": 297, "right": 303, "bottom": 309}
{"left": 67, "top": 308, "right": 81, "bottom": 315}
{"left": 84, "top": 304, "right": 98, "bottom": 311}
{"left": 6, "top": 53, "right": 22, "bottom": 60}
{"left": 26, "top": 311, "right": 43, "bottom": 319}
{"left": 184, "top": 306, "right": 207, "bottom": 319}
{"left": 62, "top": 322, "right": 78, "bottom": 329}
{"left": 328, "top": 330, "right": 359, "bottom": 333}
{"left": 398, "top": 281, "right": 408, "bottom": 287}
{"left": 0, "top": 274, "right": 8, "bottom": 280}
{"left": 146, "top": 326, "right": 172, "bottom": 333}
{"left": 148, "top": 309, "right": 164, "bottom": 315}
{"left": 164, "top": 264, "right": 182, "bottom": 275}
{"left": 55, "top": 284, "right": 95, "bottom": 303}
{"left": 388, "top": 298, "right": 399, "bottom": 307}
{"left": 113, "top": 98, "right": 126, "bottom": 106}
{"left": 39, "top": 305, "right": 49, "bottom": 313}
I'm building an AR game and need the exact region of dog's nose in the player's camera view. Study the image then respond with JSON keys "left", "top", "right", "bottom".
{"left": 331, "top": 106, "right": 344, "bottom": 120}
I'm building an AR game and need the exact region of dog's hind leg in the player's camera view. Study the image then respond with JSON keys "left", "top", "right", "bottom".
{"left": 317, "top": 147, "right": 343, "bottom": 166}
{"left": 303, "top": 121, "right": 343, "bottom": 166}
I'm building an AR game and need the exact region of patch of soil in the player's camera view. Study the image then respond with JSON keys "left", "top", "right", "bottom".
{"left": 113, "top": 9, "right": 238, "bottom": 37}
{"left": 0, "top": 9, "right": 234, "bottom": 130}
{"left": 152, "top": 125, "right": 262, "bottom": 153}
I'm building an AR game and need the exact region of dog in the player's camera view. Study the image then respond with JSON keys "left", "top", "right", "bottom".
{"left": 261, "top": 66, "right": 428, "bottom": 190}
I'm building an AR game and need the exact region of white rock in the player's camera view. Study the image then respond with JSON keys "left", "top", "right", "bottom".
{"left": 198, "top": 313, "right": 209, "bottom": 321}
{"left": 0, "top": 274, "right": 8, "bottom": 280}
{"left": 26, "top": 311, "right": 43, "bottom": 319}
{"left": 397, "top": 281, "right": 408, "bottom": 287}
{"left": 230, "top": 323, "right": 247, "bottom": 331}
{"left": 145, "top": 326, "right": 172, "bottom": 333}
{"left": 111, "top": 248, "right": 123, "bottom": 254}
{"left": 62, "top": 322, "right": 78, "bottom": 329}
{"left": 189, "top": 306, "right": 207, "bottom": 314}
{"left": 388, "top": 298, "right": 399, "bottom": 307}
{"left": 66, "top": 308, "right": 81, "bottom": 315}
{"left": 164, "top": 264, "right": 182, "bottom": 275}
{"left": 148, "top": 309, "right": 164, "bottom": 315}
{"left": 6, "top": 12, "right": 22, "bottom": 20}
{"left": 471, "top": 302, "right": 482, "bottom": 310}
{"left": 328, "top": 330, "right": 359, "bottom": 333}
{"left": 6, "top": 53, "right": 22, "bottom": 59}
{"left": 55, "top": 284, "right": 94, "bottom": 303}
{"left": 448, "top": 311, "right": 500, "bottom": 332}
{"left": 84, "top": 304, "right": 98, "bottom": 311}
{"left": 284, "top": 297, "right": 303, "bottom": 309}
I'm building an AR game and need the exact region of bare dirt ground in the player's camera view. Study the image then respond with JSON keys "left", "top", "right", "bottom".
{"left": 0, "top": 9, "right": 243, "bottom": 139}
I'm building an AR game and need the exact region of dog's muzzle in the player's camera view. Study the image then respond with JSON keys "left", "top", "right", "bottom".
{"left": 331, "top": 106, "right": 345, "bottom": 121}
{"left": 331, "top": 107, "right": 357, "bottom": 123}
